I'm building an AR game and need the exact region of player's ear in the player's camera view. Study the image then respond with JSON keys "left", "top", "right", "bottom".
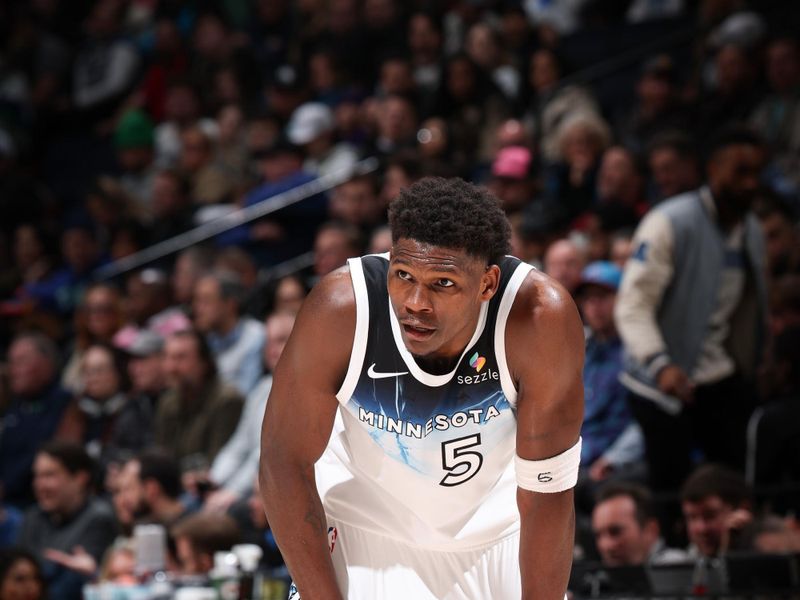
{"left": 479, "top": 264, "right": 501, "bottom": 300}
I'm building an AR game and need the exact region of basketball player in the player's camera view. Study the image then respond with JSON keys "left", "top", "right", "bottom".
{"left": 260, "top": 178, "right": 584, "bottom": 599}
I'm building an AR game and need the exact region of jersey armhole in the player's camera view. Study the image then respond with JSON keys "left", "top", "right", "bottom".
{"left": 335, "top": 257, "right": 369, "bottom": 403}
{"left": 494, "top": 262, "right": 534, "bottom": 408}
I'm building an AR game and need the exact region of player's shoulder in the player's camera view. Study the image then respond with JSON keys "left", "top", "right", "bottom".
{"left": 512, "top": 268, "right": 577, "bottom": 322}
{"left": 305, "top": 265, "right": 357, "bottom": 315}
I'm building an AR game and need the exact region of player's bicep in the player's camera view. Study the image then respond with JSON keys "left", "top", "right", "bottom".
{"left": 509, "top": 275, "right": 584, "bottom": 461}
{"left": 261, "top": 271, "right": 355, "bottom": 467}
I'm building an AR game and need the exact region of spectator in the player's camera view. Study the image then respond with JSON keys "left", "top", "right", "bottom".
{"left": 371, "top": 94, "right": 419, "bottom": 158}
{"left": 576, "top": 262, "right": 644, "bottom": 486}
{"left": 286, "top": 102, "right": 359, "bottom": 177}
{"left": 115, "top": 268, "right": 191, "bottom": 344}
{"left": 260, "top": 275, "right": 309, "bottom": 318}
{"left": 646, "top": 131, "right": 702, "bottom": 203}
{"left": 464, "top": 22, "right": 520, "bottom": 101}
{"left": 681, "top": 464, "right": 754, "bottom": 557}
{"left": 407, "top": 12, "right": 443, "bottom": 104}
{"left": 595, "top": 146, "right": 647, "bottom": 218}
{"left": 149, "top": 169, "right": 195, "bottom": 245}
{"left": 592, "top": 482, "right": 688, "bottom": 566}
{"left": 171, "top": 513, "right": 240, "bottom": 576}
{"left": 750, "top": 36, "right": 800, "bottom": 192}
{"left": 206, "top": 311, "right": 296, "bottom": 512}
{"left": 543, "top": 238, "right": 587, "bottom": 296}
{"left": 123, "top": 329, "right": 165, "bottom": 412}
{"left": 22, "top": 220, "right": 103, "bottom": 318}
{"left": 115, "top": 451, "right": 192, "bottom": 530}
{"left": 329, "top": 175, "right": 386, "bottom": 231}
{"left": 768, "top": 274, "right": 800, "bottom": 336}
{"left": 312, "top": 221, "right": 364, "bottom": 280}
{"left": 178, "top": 126, "right": 235, "bottom": 205}
{"left": 154, "top": 79, "right": 218, "bottom": 168}
{"left": 615, "top": 55, "right": 690, "bottom": 155}
{"left": 753, "top": 192, "right": 800, "bottom": 278}
{"left": 615, "top": 128, "right": 768, "bottom": 492}
{"left": 487, "top": 146, "right": 536, "bottom": 216}
{"left": 61, "top": 283, "right": 125, "bottom": 395}
{"left": 171, "top": 246, "right": 215, "bottom": 311}
{"left": 154, "top": 330, "right": 243, "bottom": 470}
{"left": 545, "top": 112, "right": 611, "bottom": 222}
{"left": 0, "top": 549, "right": 45, "bottom": 600}
{"left": 746, "top": 326, "right": 800, "bottom": 495}
{"left": 1, "top": 333, "right": 71, "bottom": 508}
{"left": 192, "top": 271, "right": 265, "bottom": 396}
{"left": 18, "top": 442, "right": 118, "bottom": 598}
{"left": 113, "top": 109, "right": 157, "bottom": 217}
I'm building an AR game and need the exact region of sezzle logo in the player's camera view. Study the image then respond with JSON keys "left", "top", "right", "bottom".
{"left": 469, "top": 352, "right": 486, "bottom": 372}
{"left": 458, "top": 352, "right": 499, "bottom": 385}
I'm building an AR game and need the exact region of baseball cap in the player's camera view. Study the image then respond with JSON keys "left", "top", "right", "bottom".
{"left": 114, "top": 109, "right": 155, "bottom": 149}
{"left": 577, "top": 261, "right": 622, "bottom": 293}
{"left": 120, "top": 329, "right": 164, "bottom": 357}
{"left": 287, "top": 103, "right": 334, "bottom": 145}
{"left": 491, "top": 146, "right": 532, "bottom": 180}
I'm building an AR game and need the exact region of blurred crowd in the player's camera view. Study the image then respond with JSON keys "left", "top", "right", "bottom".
{"left": 0, "top": 0, "right": 799, "bottom": 598}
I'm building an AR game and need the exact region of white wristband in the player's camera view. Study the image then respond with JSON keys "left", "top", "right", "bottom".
{"left": 515, "top": 437, "right": 582, "bottom": 493}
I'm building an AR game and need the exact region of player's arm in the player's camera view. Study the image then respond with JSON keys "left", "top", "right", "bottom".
{"left": 507, "top": 272, "right": 585, "bottom": 600}
{"left": 259, "top": 269, "right": 355, "bottom": 600}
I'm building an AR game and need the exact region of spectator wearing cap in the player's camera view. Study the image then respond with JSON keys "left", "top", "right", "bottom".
{"left": 615, "top": 129, "right": 768, "bottom": 492}
{"left": 1, "top": 333, "right": 72, "bottom": 508}
{"left": 487, "top": 145, "right": 536, "bottom": 216}
{"left": 286, "top": 102, "right": 359, "bottom": 178}
{"left": 113, "top": 109, "right": 157, "bottom": 216}
{"left": 577, "top": 262, "right": 644, "bottom": 488}
{"left": 124, "top": 329, "right": 166, "bottom": 409}
{"left": 192, "top": 270, "right": 265, "bottom": 396}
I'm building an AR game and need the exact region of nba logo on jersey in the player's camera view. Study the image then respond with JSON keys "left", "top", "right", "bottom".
{"left": 328, "top": 526, "right": 338, "bottom": 554}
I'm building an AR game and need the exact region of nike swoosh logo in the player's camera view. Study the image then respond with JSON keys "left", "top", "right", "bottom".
{"left": 367, "top": 364, "right": 409, "bottom": 379}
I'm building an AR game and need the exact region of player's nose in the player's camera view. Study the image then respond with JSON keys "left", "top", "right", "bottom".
{"left": 404, "top": 283, "right": 433, "bottom": 313}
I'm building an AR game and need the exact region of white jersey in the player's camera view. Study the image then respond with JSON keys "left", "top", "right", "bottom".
{"left": 315, "top": 254, "right": 533, "bottom": 551}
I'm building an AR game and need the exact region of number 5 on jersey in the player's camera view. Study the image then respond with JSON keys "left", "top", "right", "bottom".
{"left": 440, "top": 434, "right": 484, "bottom": 487}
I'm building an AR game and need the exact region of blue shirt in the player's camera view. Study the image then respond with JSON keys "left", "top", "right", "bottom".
{"left": 580, "top": 334, "right": 633, "bottom": 465}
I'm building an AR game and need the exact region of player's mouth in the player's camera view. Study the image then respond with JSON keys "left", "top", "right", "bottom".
{"left": 402, "top": 322, "right": 436, "bottom": 341}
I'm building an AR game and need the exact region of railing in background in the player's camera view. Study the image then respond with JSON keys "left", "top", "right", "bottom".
{"left": 94, "top": 157, "right": 380, "bottom": 281}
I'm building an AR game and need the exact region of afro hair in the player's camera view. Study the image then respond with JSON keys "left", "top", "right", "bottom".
{"left": 388, "top": 177, "right": 511, "bottom": 264}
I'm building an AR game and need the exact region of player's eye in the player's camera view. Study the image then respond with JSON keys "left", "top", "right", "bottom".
{"left": 397, "top": 270, "right": 412, "bottom": 281}
{"left": 437, "top": 279, "right": 454, "bottom": 288}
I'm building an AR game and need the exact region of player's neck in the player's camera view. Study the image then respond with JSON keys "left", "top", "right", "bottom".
{"left": 412, "top": 353, "right": 461, "bottom": 375}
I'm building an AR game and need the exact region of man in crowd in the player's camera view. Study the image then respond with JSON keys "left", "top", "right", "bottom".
{"left": 592, "top": 481, "right": 687, "bottom": 566}
{"left": 17, "top": 442, "right": 118, "bottom": 598}
{"left": 544, "top": 238, "right": 587, "bottom": 297}
{"left": 115, "top": 451, "right": 192, "bottom": 531}
{"left": 171, "top": 513, "right": 240, "bottom": 576}
{"left": 154, "top": 329, "right": 243, "bottom": 472}
{"left": 615, "top": 128, "right": 768, "bottom": 492}
{"left": 681, "top": 464, "right": 754, "bottom": 557}
{"left": 577, "top": 262, "right": 643, "bottom": 488}
{"left": 1, "top": 333, "right": 71, "bottom": 508}
{"left": 193, "top": 270, "right": 265, "bottom": 395}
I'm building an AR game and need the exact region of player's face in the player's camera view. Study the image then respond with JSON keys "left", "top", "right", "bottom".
{"left": 387, "top": 238, "right": 499, "bottom": 360}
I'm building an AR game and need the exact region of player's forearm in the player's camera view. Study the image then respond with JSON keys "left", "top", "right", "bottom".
{"left": 518, "top": 488, "right": 575, "bottom": 600}
{"left": 260, "top": 460, "right": 343, "bottom": 600}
